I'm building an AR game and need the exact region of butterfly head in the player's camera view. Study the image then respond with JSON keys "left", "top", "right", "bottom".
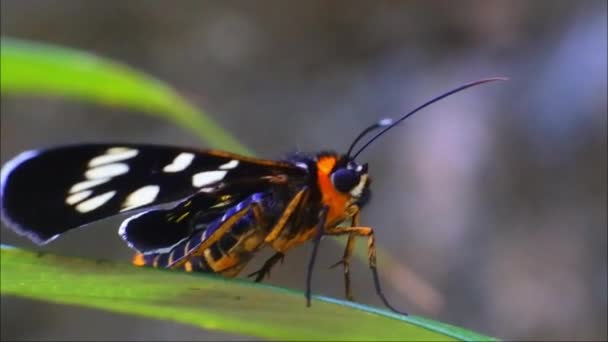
{"left": 313, "top": 152, "right": 371, "bottom": 212}
{"left": 328, "top": 156, "right": 371, "bottom": 205}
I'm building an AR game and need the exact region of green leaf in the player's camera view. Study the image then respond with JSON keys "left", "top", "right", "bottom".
{"left": 0, "top": 37, "right": 252, "bottom": 156}
{"left": 0, "top": 245, "right": 496, "bottom": 341}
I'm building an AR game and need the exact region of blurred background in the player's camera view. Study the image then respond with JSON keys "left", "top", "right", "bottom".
{"left": 1, "top": 1, "right": 606, "bottom": 341}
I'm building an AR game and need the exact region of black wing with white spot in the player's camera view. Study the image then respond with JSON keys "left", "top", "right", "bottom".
{"left": 119, "top": 189, "right": 254, "bottom": 254}
{"left": 0, "top": 143, "right": 305, "bottom": 244}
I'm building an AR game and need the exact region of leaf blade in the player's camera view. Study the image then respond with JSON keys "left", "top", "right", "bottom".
{"left": 0, "top": 245, "right": 496, "bottom": 341}
{"left": 0, "top": 37, "right": 251, "bottom": 156}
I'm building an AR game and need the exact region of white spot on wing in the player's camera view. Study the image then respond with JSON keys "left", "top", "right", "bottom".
{"left": 107, "top": 147, "right": 132, "bottom": 154}
{"left": 75, "top": 190, "right": 116, "bottom": 213}
{"left": 192, "top": 170, "right": 227, "bottom": 187}
{"left": 295, "top": 162, "right": 308, "bottom": 170}
{"left": 69, "top": 178, "right": 111, "bottom": 193}
{"left": 89, "top": 149, "right": 138, "bottom": 167}
{"left": 219, "top": 160, "right": 239, "bottom": 170}
{"left": 121, "top": 185, "right": 160, "bottom": 211}
{"left": 162, "top": 153, "right": 195, "bottom": 173}
{"left": 66, "top": 190, "right": 93, "bottom": 205}
{"left": 85, "top": 163, "right": 129, "bottom": 179}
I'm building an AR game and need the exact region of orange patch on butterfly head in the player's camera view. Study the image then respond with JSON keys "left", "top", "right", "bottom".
{"left": 316, "top": 155, "right": 350, "bottom": 226}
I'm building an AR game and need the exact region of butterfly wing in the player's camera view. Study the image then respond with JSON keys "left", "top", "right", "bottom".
{"left": 119, "top": 187, "right": 256, "bottom": 254}
{"left": 0, "top": 143, "right": 305, "bottom": 244}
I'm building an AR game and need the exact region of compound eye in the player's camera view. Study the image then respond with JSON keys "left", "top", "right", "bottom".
{"left": 331, "top": 168, "right": 360, "bottom": 193}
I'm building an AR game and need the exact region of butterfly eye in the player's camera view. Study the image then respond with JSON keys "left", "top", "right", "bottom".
{"left": 331, "top": 168, "right": 360, "bottom": 193}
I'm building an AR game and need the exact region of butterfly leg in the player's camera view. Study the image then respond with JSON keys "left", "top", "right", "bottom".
{"left": 247, "top": 252, "right": 285, "bottom": 282}
{"left": 328, "top": 208, "right": 361, "bottom": 301}
{"left": 263, "top": 188, "right": 309, "bottom": 244}
{"left": 245, "top": 188, "right": 308, "bottom": 282}
{"left": 325, "top": 224, "right": 408, "bottom": 315}
{"left": 305, "top": 205, "right": 329, "bottom": 307}
{"left": 329, "top": 233, "right": 356, "bottom": 301}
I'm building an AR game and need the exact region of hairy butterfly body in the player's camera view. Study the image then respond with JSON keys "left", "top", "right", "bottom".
{"left": 0, "top": 77, "right": 505, "bottom": 314}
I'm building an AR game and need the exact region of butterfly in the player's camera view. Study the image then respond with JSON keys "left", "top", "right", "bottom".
{"left": 0, "top": 77, "right": 505, "bottom": 314}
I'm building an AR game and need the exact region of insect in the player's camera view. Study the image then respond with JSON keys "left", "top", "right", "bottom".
{"left": 0, "top": 77, "right": 504, "bottom": 315}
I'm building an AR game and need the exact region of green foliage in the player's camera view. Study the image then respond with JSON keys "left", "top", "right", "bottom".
{"left": 1, "top": 245, "right": 495, "bottom": 341}
{"left": 0, "top": 37, "right": 251, "bottom": 155}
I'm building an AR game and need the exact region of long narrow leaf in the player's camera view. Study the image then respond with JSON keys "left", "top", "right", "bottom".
{"left": 0, "top": 245, "right": 496, "bottom": 341}
{"left": 0, "top": 37, "right": 251, "bottom": 156}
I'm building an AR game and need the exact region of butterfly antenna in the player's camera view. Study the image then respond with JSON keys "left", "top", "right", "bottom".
{"left": 352, "top": 77, "right": 508, "bottom": 159}
{"left": 346, "top": 118, "right": 394, "bottom": 159}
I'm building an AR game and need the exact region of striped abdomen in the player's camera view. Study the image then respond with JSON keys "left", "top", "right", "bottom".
{"left": 134, "top": 193, "right": 273, "bottom": 276}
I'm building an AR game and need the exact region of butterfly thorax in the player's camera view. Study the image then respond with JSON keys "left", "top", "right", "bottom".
{"left": 256, "top": 151, "right": 371, "bottom": 252}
